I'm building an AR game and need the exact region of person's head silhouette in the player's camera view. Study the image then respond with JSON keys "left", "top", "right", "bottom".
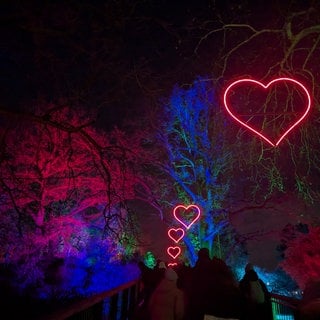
{"left": 198, "top": 247, "right": 210, "bottom": 260}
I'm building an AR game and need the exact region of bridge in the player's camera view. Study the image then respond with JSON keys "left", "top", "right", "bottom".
{"left": 35, "top": 278, "right": 299, "bottom": 320}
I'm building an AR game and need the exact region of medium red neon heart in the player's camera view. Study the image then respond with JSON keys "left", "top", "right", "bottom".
{"left": 167, "top": 246, "right": 181, "bottom": 259}
{"left": 223, "top": 78, "right": 311, "bottom": 146}
{"left": 168, "top": 228, "right": 185, "bottom": 243}
{"left": 173, "top": 205, "right": 201, "bottom": 229}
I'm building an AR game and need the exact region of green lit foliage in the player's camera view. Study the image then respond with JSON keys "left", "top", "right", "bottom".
{"left": 295, "top": 175, "right": 314, "bottom": 203}
{"left": 267, "top": 166, "right": 284, "bottom": 194}
{"left": 143, "top": 251, "right": 156, "bottom": 268}
{"left": 113, "top": 205, "right": 140, "bottom": 262}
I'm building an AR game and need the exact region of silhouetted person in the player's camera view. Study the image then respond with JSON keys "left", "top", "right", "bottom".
{"left": 153, "top": 260, "right": 167, "bottom": 288}
{"left": 137, "top": 261, "right": 155, "bottom": 306}
{"left": 187, "top": 248, "right": 213, "bottom": 320}
{"left": 208, "top": 254, "right": 245, "bottom": 319}
{"left": 298, "top": 278, "right": 320, "bottom": 320}
{"left": 239, "top": 263, "right": 272, "bottom": 320}
{"left": 148, "top": 267, "right": 185, "bottom": 320}
{"left": 187, "top": 248, "right": 245, "bottom": 320}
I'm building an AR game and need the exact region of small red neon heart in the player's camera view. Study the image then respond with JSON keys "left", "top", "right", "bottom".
{"left": 173, "top": 205, "right": 201, "bottom": 229}
{"left": 167, "top": 246, "right": 181, "bottom": 259}
{"left": 168, "top": 228, "right": 185, "bottom": 243}
{"left": 168, "top": 262, "right": 178, "bottom": 267}
{"left": 223, "top": 78, "right": 311, "bottom": 146}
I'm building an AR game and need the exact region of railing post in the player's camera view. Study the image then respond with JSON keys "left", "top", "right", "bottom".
{"left": 120, "top": 288, "right": 129, "bottom": 320}
{"left": 108, "top": 293, "right": 119, "bottom": 320}
{"left": 128, "top": 283, "right": 138, "bottom": 319}
{"left": 270, "top": 294, "right": 299, "bottom": 320}
{"left": 38, "top": 278, "right": 141, "bottom": 320}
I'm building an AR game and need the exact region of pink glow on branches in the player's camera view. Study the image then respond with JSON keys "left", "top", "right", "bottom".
{"left": 168, "top": 228, "right": 185, "bottom": 243}
{"left": 223, "top": 78, "right": 311, "bottom": 146}
{"left": 0, "top": 105, "right": 151, "bottom": 265}
{"left": 173, "top": 205, "right": 201, "bottom": 229}
{"left": 167, "top": 246, "right": 181, "bottom": 259}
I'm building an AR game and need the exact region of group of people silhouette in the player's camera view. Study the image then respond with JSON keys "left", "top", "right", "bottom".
{"left": 134, "top": 247, "right": 272, "bottom": 320}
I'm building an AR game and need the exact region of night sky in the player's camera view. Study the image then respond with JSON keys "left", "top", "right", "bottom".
{"left": 1, "top": 1, "right": 210, "bottom": 117}
{"left": 1, "top": 0, "right": 301, "bottom": 128}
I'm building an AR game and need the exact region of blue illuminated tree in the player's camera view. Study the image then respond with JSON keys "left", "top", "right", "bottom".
{"left": 157, "top": 78, "right": 239, "bottom": 265}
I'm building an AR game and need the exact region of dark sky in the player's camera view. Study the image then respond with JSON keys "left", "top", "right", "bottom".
{"left": 0, "top": 1, "right": 213, "bottom": 120}
{"left": 0, "top": 0, "right": 313, "bottom": 128}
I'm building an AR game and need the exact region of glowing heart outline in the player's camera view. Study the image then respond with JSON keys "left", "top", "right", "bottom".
{"left": 168, "top": 228, "right": 185, "bottom": 244}
{"left": 167, "top": 246, "right": 181, "bottom": 259}
{"left": 173, "top": 204, "right": 201, "bottom": 230}
{"left": 223, "top": 77, "right": 311, "bottom": 147}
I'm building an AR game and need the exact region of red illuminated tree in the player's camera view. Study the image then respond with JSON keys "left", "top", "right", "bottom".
{"left": 279, "top": 225, "right": 320, "bottom": 289}
{"left": 0, "top": 104, "right": 158, "bottom": 280}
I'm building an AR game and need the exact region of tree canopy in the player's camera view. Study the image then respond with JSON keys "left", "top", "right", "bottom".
{"left": 1, "top": 0, "right": 320, "bottom": 299}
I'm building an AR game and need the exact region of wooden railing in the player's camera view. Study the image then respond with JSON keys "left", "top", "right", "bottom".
{"left": 37, "top": 280, "right": 303, "bottom": 320}
{"left": 38, "top": 278, "right": 141, "bottom": 320}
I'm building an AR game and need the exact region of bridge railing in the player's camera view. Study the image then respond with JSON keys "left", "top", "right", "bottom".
{"left": 38, "top": 280, "right": 302, "bottom": 320}
{"left": 39, "top": 278, "right": 141, "bottom": 320}
{"left": 270, "top": 292, "right": 300, "bottom": 320}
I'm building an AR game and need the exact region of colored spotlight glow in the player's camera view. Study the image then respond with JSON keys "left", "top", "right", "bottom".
{"left": 167, "top": 246, "right": 181, "bottom": 259}
{"left": 168, "top": 228, "right": 185, "bottom": 243}
{"left": 173, "top": 204, "right": 201, "bottom": 229}
{"left": 223, "top": 78, "right": 311, "bottom": 146}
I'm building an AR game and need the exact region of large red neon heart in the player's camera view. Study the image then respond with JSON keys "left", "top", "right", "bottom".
{"left": 223, "top": 78, "right": 311, "bottom": 146}
{"left": 168, "top": 228, "right": 185, "bottom": 243}
{"left": 167, "top": 246, "right": 181, "bottom": 259}
{"left": 173, "top": 205, "right": 201, "bottom": 230}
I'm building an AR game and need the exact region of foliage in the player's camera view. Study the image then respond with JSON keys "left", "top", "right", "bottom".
{"left": 149, "top": 78, "right": 243, "bottom": 265}
{"left": 235, "top": 263, "right": 300, "bottom": 298}
{"left": 279, "top": 224, "right": 320, "bottom": 289}
{"left": 3, "top": 0, "right": 320, "bottom": 299}
{"left": 143, "top": 251, "right": 156, "bottom": 269}
{"left": 0, "top": 104, "right": 145, "bottom": 297}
